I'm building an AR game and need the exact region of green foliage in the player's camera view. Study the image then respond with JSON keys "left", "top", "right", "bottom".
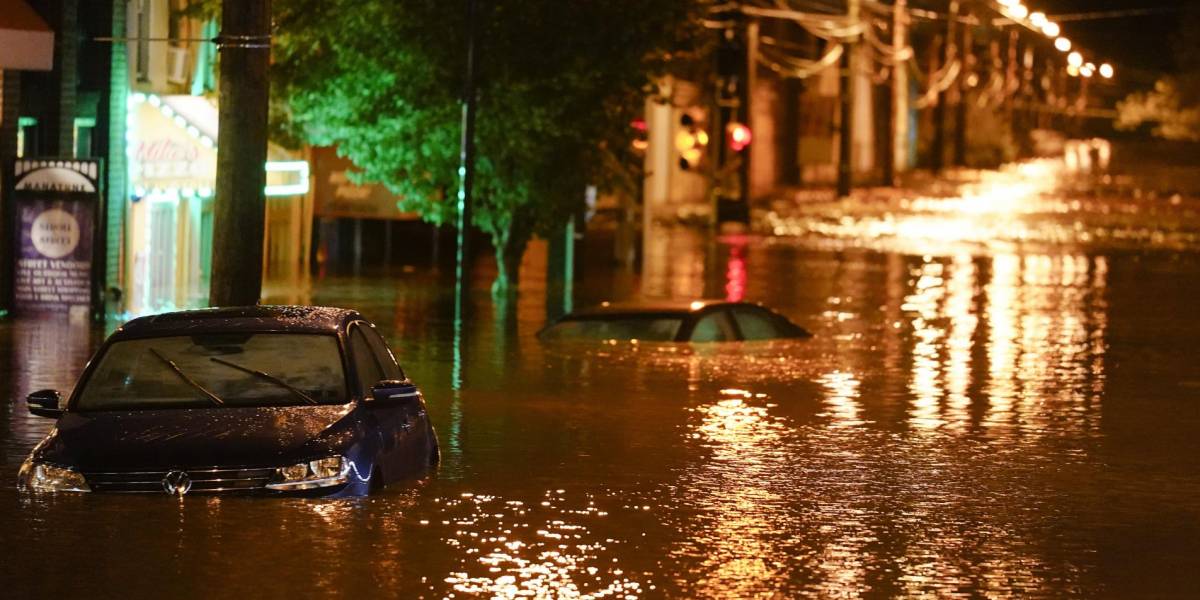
{"left": 1116, "top": 7, "right": 1200, "bottom": 141}
{"left": 272, "top": 0, "right": 702, "bottom": 292}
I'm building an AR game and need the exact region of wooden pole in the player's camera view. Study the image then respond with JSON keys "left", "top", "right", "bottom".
{"left": 837, "top": 0, "right": 860, "bottom": 198}
{"left": 891, "top": 0, "right": 909, "bottom": 179}
{"left": 953, "top": 5, "right": 971, "bottom": 167}
{"left": 932, "top": 1, "right": 958, "bottom": 174}
{"left": 209, "top": 0, "right": 271, "bottom": 307}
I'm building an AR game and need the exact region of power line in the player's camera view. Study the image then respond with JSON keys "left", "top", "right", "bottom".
{"left": 1050, "top": 7, "right": 1182, "bottom": 23}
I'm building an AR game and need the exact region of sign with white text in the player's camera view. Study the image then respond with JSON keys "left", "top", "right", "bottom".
{"left": 9, "top": 159, "right": 101, "bottom": 317}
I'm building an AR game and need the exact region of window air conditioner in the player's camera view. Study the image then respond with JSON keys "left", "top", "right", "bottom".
{"left": 167, "top": 47, "right": 189, "bottom": 85}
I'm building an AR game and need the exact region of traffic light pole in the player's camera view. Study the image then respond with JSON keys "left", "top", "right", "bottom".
{"left": 456, "top": 0, "right": 479, "bottom": 293}
{"left": 453, "top": 0, "right": 480, "bottom": 391}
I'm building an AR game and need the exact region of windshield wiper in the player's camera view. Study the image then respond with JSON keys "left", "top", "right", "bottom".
{"left": 208, "top": 357, "right": 317, "bottom": 405}
{"left": 149, "top": 348, "right": 225, "bottom": 406}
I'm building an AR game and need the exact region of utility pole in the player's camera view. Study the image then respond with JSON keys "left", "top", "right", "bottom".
{"left": 953, "top": 4, "right": 971, "bottom": 167}
{"left": 1005, "top": 27, "right": 1018, "bottom": 156}
{"left": 891, "top": 0, "right": 909, "bottom": 182}
{"left": 743, "top": 18, "right": 758, "bottom": 206}
{"left": 209, "top": 0, "right": 271, "bottom": 307}
{"left": 932, "top": 0, "right": 958, "bottom": 174}
{"left": 837, "top": 0, "right": 860, "bottom": 199}
{"left": 452, "top": 0, "right": 480, "bottom": 391}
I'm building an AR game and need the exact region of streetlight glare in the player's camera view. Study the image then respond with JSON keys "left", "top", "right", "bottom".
{"left": 1055, "top": 37, "right": 1071, "bottom": 52}
{"left": 1068, "top": 51, "right": 1084, "bottom": 67}
{"left": 1042, "top": 22, "right": 1060, "bottom": 38}
{"left": 1030, "top": 12, "right": 1047, "bottom": 28}
{"left": 1010, "top": 4, "right": 1029, "bottom": 19}
{"left": 1099, "top": 63, "right": 1114, "bottom": 79}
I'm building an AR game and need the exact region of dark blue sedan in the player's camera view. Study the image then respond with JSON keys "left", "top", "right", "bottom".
{"left": 17, "top": 306, "right": 438, "bottom": 497}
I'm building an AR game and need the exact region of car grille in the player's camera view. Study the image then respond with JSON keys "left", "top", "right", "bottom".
{"left": 83, "top": 466, "right": 277, "bottom": 494}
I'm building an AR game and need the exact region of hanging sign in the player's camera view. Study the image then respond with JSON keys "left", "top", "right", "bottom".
{"left": 9, "top": 159, "right": 101, "bottom": 317}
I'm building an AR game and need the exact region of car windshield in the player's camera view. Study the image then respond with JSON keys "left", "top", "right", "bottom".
{"left": 74, "top": 333, "right": 347, "bottom": 411}
{"left": 541, "top": 316, "right": 683, "bottom": 342}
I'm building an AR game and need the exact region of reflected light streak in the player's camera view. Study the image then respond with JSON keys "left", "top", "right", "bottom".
{"left": 905, "top": 260, "right": 946, "bottom": 430}
{"left": 680, "top": 394, "right": 794, "bottom": 596}
{"left": 819, "top": 371, "right": 864, "bottom": 427}
{"left": 983, "top": 253, "right": 1108, "bottom": 436}
{"left": 725, "top": 245, "right": 747, "bottom": 302}
{"left": 943, "top": 254, "right": 977, "bottom": 428}
{"left": 985, "top": 254, "right": 1021, "bottom": 428}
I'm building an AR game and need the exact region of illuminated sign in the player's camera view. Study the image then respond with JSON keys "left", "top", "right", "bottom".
{"left": 127, "top": 93, "right": 308, "bottom": 198}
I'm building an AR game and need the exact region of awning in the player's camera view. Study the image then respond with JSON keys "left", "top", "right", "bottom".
{"left": 0, "top": 0, "right": 54, "bottom": 71}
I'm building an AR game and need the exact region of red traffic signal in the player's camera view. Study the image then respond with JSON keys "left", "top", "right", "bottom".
{"left": 726, "top": 122, "right": 751, "bottom": 152}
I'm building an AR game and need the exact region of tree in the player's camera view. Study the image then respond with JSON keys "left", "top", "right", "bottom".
{"left": 271, "top": 0, "right": 701, "bottom": 296}
{"left": 1116, "top": 7, "right": 1200, "bottom": 141}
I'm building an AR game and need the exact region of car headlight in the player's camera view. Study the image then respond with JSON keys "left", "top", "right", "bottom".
{"left": 18, "top": 460, "right": 91, "bottom": 493}
{"left": 266, "top": 456, "right": 348, "bottom": 491}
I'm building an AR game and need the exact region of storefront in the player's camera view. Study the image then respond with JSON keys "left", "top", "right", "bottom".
{"left": 124, "top": 92, "right": 309, "bottom": 315}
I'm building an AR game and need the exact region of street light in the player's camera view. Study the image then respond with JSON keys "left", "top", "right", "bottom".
{"left": 1068, "top": 51, "right": 1083, "bottom": 67}
{"left": 1042, "top": 22, "right": 1060, "bottom": 38}
{"left": 1010, "top": 4, "right": 1029, "bottom": 19}
{"left": 1055, "top": 37, "right": 1071, "bottom": 52}
{"left": 1099, "top": 63, "right": 1114, "bottom": 79}
{"left": 1029, "top": 11, "right": 1047, "bottom": 28}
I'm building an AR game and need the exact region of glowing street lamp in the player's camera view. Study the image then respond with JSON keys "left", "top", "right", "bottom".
{"left": 1081, "top": 64, "right": 1095, "bottom": 78}
{"left": 1099, "top": 63, "right": 1114, "bottom": 79}
{"left": 1029, "top": 12, "right": 1047, "bottom": 28}
{"left": 1010, "top": 4, "right": 1029, "bottom": 19}
{"left": 1042, "top": 22, "right": 1060, "bottom": 38}
{"left": 1067, "top": 64, "right": 1080, "bottom": 77}
{"left": 1055, "top": 37, "right": 1071, "bottom": 52}
{"left": 1068, "top": 51, "right": 1083, "bottom": 68}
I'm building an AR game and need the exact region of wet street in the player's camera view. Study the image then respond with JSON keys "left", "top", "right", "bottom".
{"left": 3, "top": 161, "right": 1200, "bottom": 597}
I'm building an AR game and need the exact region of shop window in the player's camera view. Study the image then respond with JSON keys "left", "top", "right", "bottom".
{"left": 17, "top": 116, "right": 37, "bottom": 158}
{"left": 73, "top": 117, "right": 96, "bottom": 158}
{"left": 135, "top": 0, "right": 152, "bottom": 82}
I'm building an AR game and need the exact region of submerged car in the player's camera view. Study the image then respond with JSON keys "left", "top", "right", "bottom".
{"left": 18, "top": 306, "right": 438, "bottom": 497}
{"left": 538, "top": 300, "right": 811, "bottom": 343}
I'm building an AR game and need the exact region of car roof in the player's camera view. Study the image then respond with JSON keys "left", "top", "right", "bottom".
{"left": 111, "top": 305, "right": 363, "bottom": 340}
{"left": 564, "top": 299, "right": 749, "bottom": 319}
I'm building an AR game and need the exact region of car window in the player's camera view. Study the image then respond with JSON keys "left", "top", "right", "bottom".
{"left": 362, "top": 325, "right": 404, "bottom": 380}
{"left": 541, "top": 317, "right": 683, "bottom": 342}
{"left": 731, "top": 306, "right": 785, "bottom": 340}
{"left": 349, "top": 326, "right": 385, "bottom": 395}
{"left": 74, "top": 333, "right": 347, "bottom": 410}
{"left": 690, "top": 311, "right": 737, "bottom": 342}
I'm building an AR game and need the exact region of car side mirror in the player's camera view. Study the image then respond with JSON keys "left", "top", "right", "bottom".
{"left": 368, "top": 379, "right": 418, "bottom": 404}
{"left": 27, "top": 389, "right": 64, "bottom": 419}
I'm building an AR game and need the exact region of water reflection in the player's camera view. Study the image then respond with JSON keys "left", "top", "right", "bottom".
{"left": 676, "top": 389, "right": 794, "bottom": 597}
{"left": 5, "top": 201, "right": 1197, "bottom": 597}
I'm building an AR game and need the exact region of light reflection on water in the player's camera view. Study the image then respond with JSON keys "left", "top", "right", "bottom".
{"left": 3, "top": 193, "right": 1200, "bottom": 596}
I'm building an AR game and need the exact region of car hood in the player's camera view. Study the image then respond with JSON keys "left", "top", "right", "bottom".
{"left": 38, "top": 403, "right": 360, "bottom": 471}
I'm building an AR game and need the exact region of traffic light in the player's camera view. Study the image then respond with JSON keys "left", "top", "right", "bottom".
{"left": 630, "top": 118, "right": 648, "bottom": 154}
{"left": 676, "top": 113, "right": 708, "bottom": 170}
{"left": 726, "top": 122, "right": 751, "bottom": 152}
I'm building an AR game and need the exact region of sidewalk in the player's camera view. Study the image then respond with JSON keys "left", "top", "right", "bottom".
{"left": 754, "top": 159, "right": 1200, "bottom": 254}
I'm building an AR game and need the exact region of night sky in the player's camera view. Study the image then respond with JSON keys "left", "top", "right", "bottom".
{"left": 1040, "top": 0, "right": 1193, "bottom": 81}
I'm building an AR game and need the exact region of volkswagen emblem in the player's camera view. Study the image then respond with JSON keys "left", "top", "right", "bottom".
{"left": 162, "top": 470, "right": 192, "bottom": 495}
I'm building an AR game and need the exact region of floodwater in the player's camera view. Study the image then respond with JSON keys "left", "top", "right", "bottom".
{"left": 3, "top": 160, "right": 1200, "bottom": 598}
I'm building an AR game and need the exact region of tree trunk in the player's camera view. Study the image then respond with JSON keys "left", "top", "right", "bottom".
{"left": 492, "top": 234, "right": 527, "bottom": 299}
{"left": 209, "top": 0, "right": 271, "bottom": 307}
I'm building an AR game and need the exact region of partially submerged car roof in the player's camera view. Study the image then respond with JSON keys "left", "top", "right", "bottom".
{"left": 112, "top": 305, "right": 362, "bottom": 340}
{"left": 566, "top": 299, "right": 733, "bottom": 318}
